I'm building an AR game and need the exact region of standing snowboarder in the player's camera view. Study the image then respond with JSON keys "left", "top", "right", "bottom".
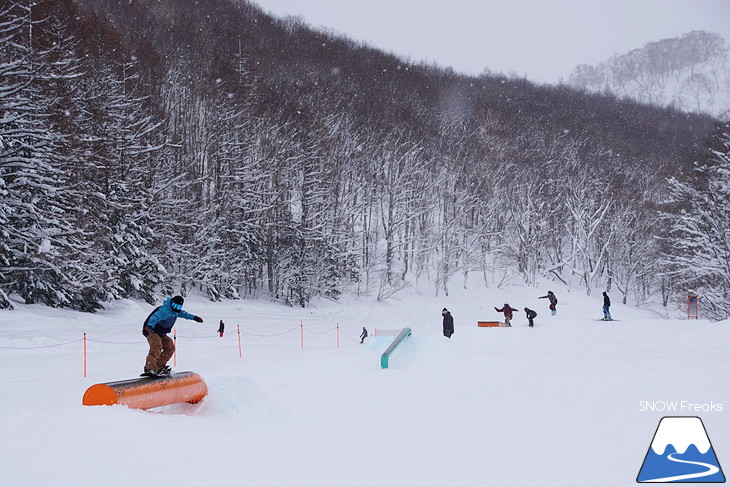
{"left": 141, "top": 295, "right": 203, "bottom": 376}
{"left": 442, "top": 308, "right": 454, "bottom": 338}
{"left": 495, "top": 303, "right": 518, "bottom": 327}
{"left": 218, "top": 320, "right": 225, "bottom": 337}
{"left": 602, "top": 292, "right": 612, "bottom": 321}
{"left": 539, "top": 291, "right": 558, "bottom": 316}
{"left": 360, "top": 327, "right": 368, "bottom": 344}
{"left": 524, "top": 307, "right": 537, "bottom": 328}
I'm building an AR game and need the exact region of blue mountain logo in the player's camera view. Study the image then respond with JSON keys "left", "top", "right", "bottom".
{"left": 637, "top": 416, "right": 725, "bottom": 483}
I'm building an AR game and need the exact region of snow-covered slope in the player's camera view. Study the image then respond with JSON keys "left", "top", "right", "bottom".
{"left": 567, "top": 31, "right": 730, "bottom": 118}
{"left": 1, "top": 282, "right": 727, "bottom": 487}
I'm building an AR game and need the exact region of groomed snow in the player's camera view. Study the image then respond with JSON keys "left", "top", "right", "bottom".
{"left": 1, "top": 281, "right": 727, "bottom": 486}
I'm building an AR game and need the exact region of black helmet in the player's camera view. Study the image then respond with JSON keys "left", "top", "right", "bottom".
{"left": 171, "top": 295, "right": 184, "bottom": 311}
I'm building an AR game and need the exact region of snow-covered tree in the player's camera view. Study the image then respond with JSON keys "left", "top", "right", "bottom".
{"left": 665, "top": 126, "right": 730, "bottom": 319}
{"left": 0, "top": 1, "right": 88, "bottom": 308}
{"left": 74, "top": 58, "right": 165, "bottom": 304}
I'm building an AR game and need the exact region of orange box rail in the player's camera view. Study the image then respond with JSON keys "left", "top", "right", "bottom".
{"left": 83, "top": 371, "right": 208, "bottom": 410}
{"left": 477, "top": 321, "right": 504, "bottom": 327}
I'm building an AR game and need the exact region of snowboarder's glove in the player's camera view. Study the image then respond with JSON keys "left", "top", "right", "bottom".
{"left": 193, "top": 316, "right": 203, "bottom": 323}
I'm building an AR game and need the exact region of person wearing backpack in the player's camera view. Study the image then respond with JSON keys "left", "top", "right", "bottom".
{"left": 539, "top": 291, "right": 558, "bottom": 316}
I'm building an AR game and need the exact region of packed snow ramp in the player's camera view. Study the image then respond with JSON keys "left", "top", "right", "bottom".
{"left": 83, "top": 371, "right": 208, "bottom": 410}
{"left": 381, "top": 327, "right": 412, "bottom": 369}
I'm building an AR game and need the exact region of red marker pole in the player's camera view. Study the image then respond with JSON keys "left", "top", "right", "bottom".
{"left": 336, "top": 323, "right": 340, "bottom": 348}
{"left": 300, "top": 320, "right": 304, "bottom": 349}
{"left": 688, "top": 293, "right": 698, "bottom": 319}
{"left": 237, "top": 325, "right": 242, "bottom": 358}
{"left": 83, "top": 333, "right": 87, "bottom": 378}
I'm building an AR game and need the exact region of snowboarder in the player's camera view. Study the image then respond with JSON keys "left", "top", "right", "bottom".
{"left": 524, "top": 307, "right": 537, "bottom": 328}
{"left": 218, "top": 319, "right": 225, "bottom": 337}
{"left": 494, "top": 303, "right": 518, "bottom": 327}
{"left": 539, "top": 291, "right": 558, "bottom": 315}
{"left": 602, "top": 292, "right": 612, "bottom": 320}
{"left": 142, "top": 295, "right": 203, "bottom": 376}
{"left": 360, "top": 327, "right": 368, "bottom": 344}
{"left": 442, "top": 308, "right": 454, "bottom": 338}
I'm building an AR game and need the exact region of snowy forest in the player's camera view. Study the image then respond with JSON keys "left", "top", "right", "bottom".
{"left": 1, "top": 0, "right": 729, "bottom": 319}
{"left": 568, "top": 30, "right": 730, "bottom": 118}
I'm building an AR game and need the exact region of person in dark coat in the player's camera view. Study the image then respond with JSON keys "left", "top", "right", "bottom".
{"left": 360, "top": 327, "right": 368, "bottom": 344}
{"left": 495, "top": 303, "right": 518, "bottom": 327}
{"left": 442, "top": 308, "right": 454, "bottom": 338}
{"left": 602, "top": 292, "right": 612, "bottom": 320}
{"left": 142, "top": 295, "right": 203, "bottom": 375}
{"left": 524, "top": 307, "right": 537, "bottom": 327}
{"left": 539, "top": 291, "right": 558, "bottom": 315}
{"left": 218, "top": 320, "right": 225, "bottom": 337}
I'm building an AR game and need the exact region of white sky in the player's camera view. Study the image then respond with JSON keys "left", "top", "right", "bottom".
{"left": 250, "top": 0, "right": 730, "bottom": 84}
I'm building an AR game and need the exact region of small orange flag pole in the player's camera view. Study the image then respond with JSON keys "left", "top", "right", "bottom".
{"left": 237, "top": 325, "right": 242, "bottom": 358}
{"left": 83, "top": 333, "right": 87, "bottom": 378}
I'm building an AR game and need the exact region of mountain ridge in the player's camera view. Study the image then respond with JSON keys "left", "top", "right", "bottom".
{"left": 567, "top": 30, "right": 730, "bottom": 118}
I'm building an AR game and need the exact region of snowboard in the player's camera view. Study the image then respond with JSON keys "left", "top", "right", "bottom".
{"left": 140, "top": 370, "right": 173, "bottom": 378}
{"left": 592, "top": 318, "right": 619, "bottom": 322}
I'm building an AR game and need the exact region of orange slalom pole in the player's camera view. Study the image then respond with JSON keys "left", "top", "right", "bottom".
{"left": 83, "top": 333, "right": 87, "bottom": 378}
{"left": 237, "top": 324, "right": 242, "bottom": 358}
{"left": 83, "top": 371, "right": 208, "bottom": 410}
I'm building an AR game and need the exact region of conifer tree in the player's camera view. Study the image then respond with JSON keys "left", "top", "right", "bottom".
{"left": 0, "top": 1, "right": 83, "bottom": 308}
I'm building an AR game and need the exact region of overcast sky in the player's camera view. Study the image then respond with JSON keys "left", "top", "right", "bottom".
{"left": 250, "top": 0, "right": 730, "bottom": 84}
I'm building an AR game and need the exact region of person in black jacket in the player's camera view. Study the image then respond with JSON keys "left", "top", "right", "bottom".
{"left": 218, "top": 320, "right": 225, "bottom": 337}
{"left": 602, "top": 292, "right": 612, "bottom": 321}
{"left": 360, "top": 327, "right": 368, "bottom": 344}
{"left": 524, "top": 307, "right": 537, "bottom": 327}
{"left": 442, "top": 308, "right": 454, "bottom": 338}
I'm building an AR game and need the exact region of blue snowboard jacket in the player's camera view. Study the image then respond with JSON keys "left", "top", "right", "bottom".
{"left": 142, "top": 297, "right": 196, "bottom": 337}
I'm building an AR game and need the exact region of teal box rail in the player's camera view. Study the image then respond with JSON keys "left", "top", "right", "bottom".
{"left": 380, "top": 327, "right": 412, "bottom": 369}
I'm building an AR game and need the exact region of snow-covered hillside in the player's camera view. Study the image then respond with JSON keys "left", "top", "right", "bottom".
{"left": 1, "top": 283, "right": 727, "bottom": 487}
{"left": 568, "top": 30, "right": 730, "bottom": 118}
